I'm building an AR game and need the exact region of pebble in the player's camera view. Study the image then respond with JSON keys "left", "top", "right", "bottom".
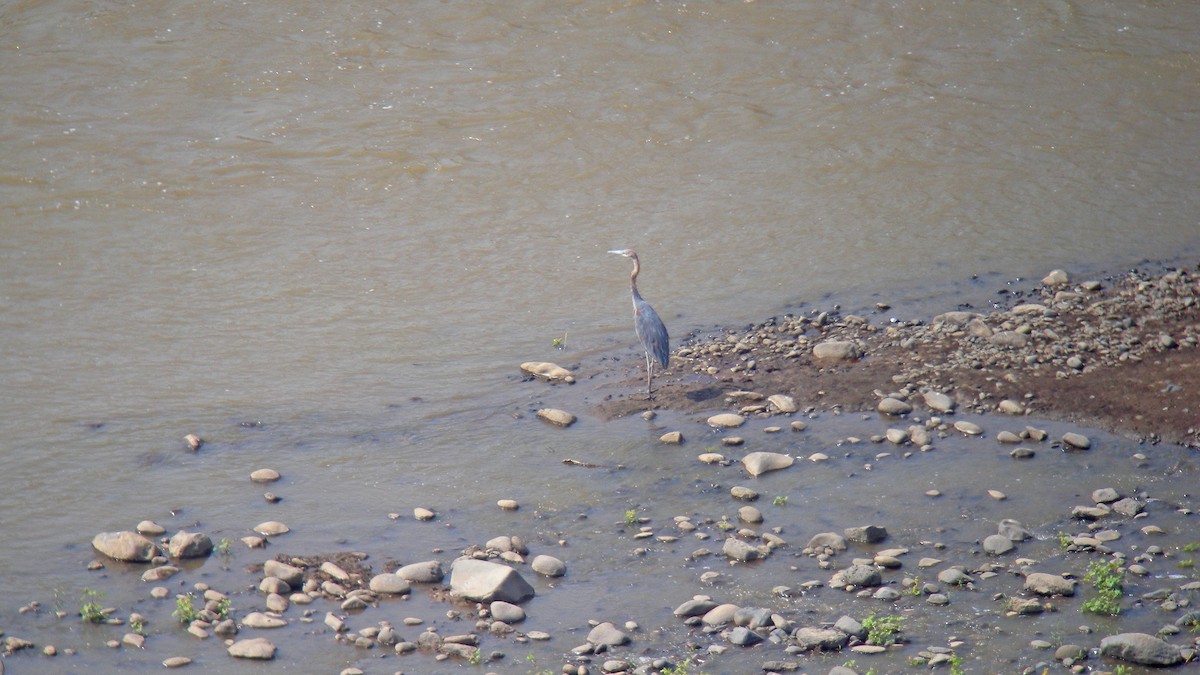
{"left": 253, "top": 521, "right": 290, "bottom": 536}
{"left": 659, "top": 431, "right": 683, "bottom": 444}
{"left": 996, "top": 430, "right": 1021, "bottom": 443}
{"left": 413, "top": 507, "right": 436, "bottom": 521}
{"left": 136, "top": 520, "right": 166, "bottom": 536}
{"left": 163, "top": 656, "right": 192, "bottom": 668}
{"left": 737, "top": 506, "right": 763, "bottom": 523}
{"left": 1062, "top": 432, "right": 1092, "bottom": 450}
{"left": 1010, "top": 447, "right": 1036, "bottom": 459}
{"left": 520, "top": 361, "right": 574, "bottom": 383}
{"left": 983, "top": 534, "right": 1015, "bottom": 555}
{"left": 497, "top": 499, "right": 519, "bottom": 510}
{"left": 813, "top": 340, "right": 861, "bottom": 362}
{"left": 227, "top": 637, "right": 276, "bottom": 660}
{"left": 741, "top": 451, "right": 794, "bottom": 476}
{"left": 531, "top": 555, "right": 566, "bottom": 577}
{"left": 183, "top": 433, "right": 203, "bottom": 451}
{"left": 536, "top": 408, "right": 576, "bottom": 427}
{"left": 767, "top": 394, "right": 797, "bottom": 413}
{"left": 877, "top": 397, "right": 912, "bottom": 415}
{"left": 707, "top": 413, "right": 745, "bottom": 428}
{"left": 698, "top": 452, "right": 724, "bottom": 464}
{"left": 1092, "top": 487, "right": 1120, "bottom": 503}
{"left": 922, "top": 390, "right": 955, "bottom": 413}
{"left": 1024, "top": 572, "right": 1076, "bottom": 596}
{"left": 730, "top": 486, "right": 759, "bottom": 501}
{"left": 997, "top": 399, "right": 1025, "bottom": 414}
{"left": 953, "top": 420, "right": 983, "bottom": 436}
{"left": 250, "top": 468, "right": 280, "bottom": 483}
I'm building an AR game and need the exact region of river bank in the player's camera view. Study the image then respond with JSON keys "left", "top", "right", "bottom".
{"left": 1, "top": 265, "right": 1197, "bottom": 675}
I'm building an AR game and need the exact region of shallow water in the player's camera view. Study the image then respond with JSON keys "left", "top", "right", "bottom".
{"left": 1, "top": 0, "right": 1199, "bottom": 671}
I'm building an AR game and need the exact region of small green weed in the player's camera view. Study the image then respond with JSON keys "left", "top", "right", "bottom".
{"left": 1179, "top": 559, "right": 1195, "bottom": 569}
{"left": 173, "top": 594, "right": 200, "bottom": 624}
{"left": 214, "top": 597, "right": 232, "bottom": 619}
{"left": 862, "top": 613, "right": 904, "bottom": 646}
{"left": 130, "top": 616, "right": 145, "bottom": 635}
{"left": 469, "top": 648, "right": 482, "bottom": 665}
{"left": 525, "top": 653, "right": 555, "bottom": 675}
{"left": 1113, "top": 665, "right": 1132, "bottom": 675}
{"left": 772, "top": 495, "right": 788, "bottom": 507}
{"left": 904, "top": 577, "right": 922, "bottom": 596}
{"left": 79, "top": 588, "right": 106, "bottom": 623}
{"left": 1056, "top": 532, "right": 1073, "bottom": 548}
{"left": 623, "top": 509, "right": 638, "bottom": 526}
{"left": 551, "top": 331, "right": 567, "bottom": 350}
{"left": 1183, "top": 542, "right": 1200, "bottom": 553}
{"left": 1081, "top": 559, "right": 1124, "bottom": 616}
{"left": 949, "top": 654, "right": 965, "bottom": 675}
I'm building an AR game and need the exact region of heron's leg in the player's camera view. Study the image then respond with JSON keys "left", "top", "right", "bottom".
{"left": 645, "top": 351, "right": 654, "bottom": 400}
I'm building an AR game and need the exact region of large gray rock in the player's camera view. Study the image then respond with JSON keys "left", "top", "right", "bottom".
{"left": 844, "top": 525, "right": 888, "bottom": 544}
{"left": 1024, "top": 572, "right": 1076, "bottom": 596}
{"left": 723, "top": 537, "right": 767, "bottom": 562}
{"left": 449, "top": 558, "right": 534, "bottom": 604}
{"left": 791, "top": 627, "right": 849, "bottom": 651}
{"left": 168, "top": 531, "right": 213, "bottom": 559}
{"left": 530, "top": 555, "right": 566, "bottom": 578}
{"left": 673, "top": 598, "right": 718, "bottom": 617}
{"left": 489, "top": 600, "right": 526, "bottom": 623}
{"left": 368, "top": 573, "right": 411, "bottom": 595}
{"left": 805, "top": 532, "right": 847, "bottom": 552}
{"left": 92, "top": 531, "right": 157, "bottom": 562}
{"left": 742, "top": 452, "right": 794, "bottom": 477}
{"left": 1099, "top": 633, "right": 1184, "bottom": 666}
{"left": 830, "top": 565, "right": 882, "bottom": 588}
{"left": 813, "top": 340, "right": 861, "bottom": 362}
{"left": 227, "top": 637, "right": 276, "bottom": 659}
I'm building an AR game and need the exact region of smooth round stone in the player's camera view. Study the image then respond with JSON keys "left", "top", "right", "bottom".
{"left": 250, "top": 468, "right": 280, "bottom": 483}
{"left": 163, "top": 656, "right": 192, "bottom": 668}
{"left": 1010, "top": 447, "right": 1036, "bottom": 459}
{"left": 659, "top": 431, "right": 683, "bottom": 444}
{"left": 954, "top": 420, "right": 983, "bottom": 436}
{"left": 988, "top": 490, "right": 1007, "bottom": 500}
{"left": 767, "top": 394, "right": 797, "bottom": 413}
{"left": 998, "top": 399, "right": 1025, "bottom": 415}
{"left": 253, "top": 521, "right": 290, "bottom": 536}
{"left": 922, "top": 390, "right": 955, "bottom": 413}
{"left": 265, "top": 593, "right": 288, "bottom": 613}
{"left": 877, "top": 397, "right": 912, "bottom": 415}
{"left": 496, "top": 499, "right": 519, "bottom": 510}
{"left": 983, "top": 535, "right": 1015, "bottom": 555}
{"left": 738, "top": 506, "right": 763, "bottom": 523}
{"left": 721, "top": 436, "right": 744, "bottom": 446}
{"left": 490, "top": 601, "right": 526, "bottom": 623}
{"left": 790, "top": 421, "right": 807, "bottom": 431}
{"left": 813, "top": 340, "right": 861, "bottom": 362}
{"left": 741, "top": 451, "right": 794, "bottom": 477}
{"left": 413, "top": 508, "right": 436, "bottom": 521}
{"left": 707, "top": 413, "right": 745, "bottom": 428}
{"left": 531, "top": 555, "right": 566, "bottom": 577}
{"left": 136, "top": 520, "right": 166, "bottom": 536}
{"left": 227, "top": 638, "right": 276, "bottom": 660}
{"left": 1062, "top": 432, "right": 1092, "bottom": 450}
{"left": 996, "top": 430, "right": 1022, "bottom": 443}
{"left": 698, "top": 453, "right": 725, "bottom": 464}
{"left": 369, "top": 573, "right": 411, "bottom": 595}
{"left": 536, "top": 408, "right": 576, "bottom": 427}
{"left": 1092, "top": 488, "right": 1120, "bottom": 503}
{"left": 242, "top": 612, "right": 287, "bottom": 628}
{"left": 730, "top": 486, "right": 759, "bottom": 501}
{"left": 885, "top": 428, "right": 909, "bottom": 444}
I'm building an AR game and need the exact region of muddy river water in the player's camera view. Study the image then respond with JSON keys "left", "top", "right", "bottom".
{"left": 2, "top": 1, "right": 1199, "bottom": 673}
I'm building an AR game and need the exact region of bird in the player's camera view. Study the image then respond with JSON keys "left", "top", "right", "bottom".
{"left": 608, "top": 248, "right": 670, "bottom": 400}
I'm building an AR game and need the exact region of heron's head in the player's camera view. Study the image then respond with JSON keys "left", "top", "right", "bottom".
{"left": 608, "top": 248, "right": 636, "bottom": 258}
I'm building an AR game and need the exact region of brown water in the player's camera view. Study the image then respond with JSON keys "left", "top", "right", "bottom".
{"left": 2, "top": 0, "right": 1199, "bottom": 672}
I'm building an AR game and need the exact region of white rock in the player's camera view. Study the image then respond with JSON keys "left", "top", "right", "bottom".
{"left": 520, "top": 361, "right": 575, "bottom": 383}
{"left": 536, "top": 408, "right": 576, "bottom": 427}
{"left": 706, "top": 413, "right": 745, "bottom": 428}
{"left": 767, "top": 394, "right": 797, "bottom": 414}
{"left": 741, "top": 451, "right": 794, "bottom": 477}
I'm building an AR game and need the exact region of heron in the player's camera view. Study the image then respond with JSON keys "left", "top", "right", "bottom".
{"left": 608, "top": 248, "right": 670, "bottom": 400}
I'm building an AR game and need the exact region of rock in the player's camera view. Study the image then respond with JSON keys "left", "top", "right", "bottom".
{"left": 727, "top": 626, "right": 762, "bottom": 646}
{"left": 742, "top": 452, "right": 794, "bottom": 477}
{"left": 324, "top": 613, "right": 346, "bottom": 632}
{"left": 320, "top": 561, "right": 350, "bottom": 581}
{"left": 997, "top": 399, "right": 1025, "bottom": 415}
{"left": 1054, "top": 644, "right": 1085, "bottom": 661}
{"left": 1024, "top": 572, "right": 1076, "bottom": 596}
{"left": 396, "top": 561, "right": 443, "bottom": 583}
{"left": 983, "top": 535, "right": 1015, "bottom": 555}
{"left": 163, "top": 656, "right": 192, "bottom": 668}
{"left": 767, "top": 394, "right": 798, "bottom": 413}
{"left": 227, "top": 637, "right": 276, "bottom": 659}
{"left": 935, "top": 310, "right": 977, "bottom": 326}
{"left": 586, "top": 622, "right": 630, "bottom": 647}
{"left": 659, "top": 431, "right": 683, "bottom": 444}
{"left": 792, "top": 627, "right": 849, "bottom": 651}
{"left": 263, "top": 560, "right": 304, "bottom": 587}
{"left": 702, "top": 603, "right": 740, "bottom": 626}
{"left": 122, "top": 632, "right": 145, "bottom": 649}
{"left": 250, "top": 468, "right": 280, "bottom": 482}
{"left": 531, "top": 555, "right": 566, "bottom": 577}
{"left": 834, "top": 615, "right": 866, "bottom": 638}
{"left": 1072, "top": 504, "right": 1111, "bottom": 519}
{"left": 1092, "top": 488, "right": 1121, "bottom": 503}
{"left": 738, "top": 506, "right": 763, "bottom": 523}
{"left": 813, "top": 340, "right": 861, "bottom": 362}
{"left": 520, "top": 361, "right": 574, "bottom": 383}
{"left": 449, "top": 558, "right": 534, "bottom": 604}
{"left": 990, "top": 331, "right": 1029, "bottom": 348}
{"left": 707, "top": 413, "right": 745, "bottom": 428}
{"left": 92, "top": 531, "right": 157, "bottom": 562}
{"left": 497, "top": 499, "right": 519, "bottom": 510}
{"left": 922, "top": 390, "right": 955, "bottom": 413}
{"left": 1010, "top": 447, "right": 1036, "bottom": 459}
{"left": 183, "top": 433, "right": 203, "bottom": 451}
{"left": 805, "top": 532, "right": 847, "bottom": 552}
{"left": 1112, "top": 498, "right": 1144, "bottom": 517}
{"left": 490, "top": 600, "right": 525, "bottom": 623}
{"left": 136, "top": 520, "right": 166, "bottom": 536}
{"left": 242, "top": 612, "right": 287, "bottom": 629}
{"left": 1099, "top": 633, "right": 1184, "bottom": 666}
{"left": 953, "top": 420, "right": 983, "bottom": 436}
{"left": 723, "top": 538, "right": 766, "bottom": 562}
{"left": 168, "top": 531, "right": 213, "bottom": 559}
{"left": 369, "top": 573, "right": 411, "bottom": 595}
{"left": 1062, "top": 432, "right": 1092, "bottom": 450}
{"left": 885, "top": 428, "right": 909, "bottom": 444}
{"left": 877, "top": 397, "right": 912, "bottom": 415}
{"left": 413, "top": 507, "right": 436, "bottom": 521}
{"left": 698, "top": 452, "right": 724, "bottom": 464}
{"left": 996, "top": 430, "right": 1022, "bottom": 443}
{"left": 730, "top": 486, "right": 759, "bottom": 501}
{"left": 1042, "top": 269, "right": 1070, "bottom": 286}
{"left": 253, "top": 521, "right": 290, "bottom": 536}
{"left": 966, "top": 318, "right": 993, "bottom": 337}
{"left": 830, "top": 564, "right": 881, "bottom": 588}
{"left": 674, "top": 598, "right": 719, "bottom": 617}
{"left": 265, "top": 593, "right": 288, "bottom": 613}
{"left": 536, "top": 408, "right": 576, "bottom": 427}
{"left": 937, "top": 568, "right": 972, "bottom": 586}
{"left": 998, "top": 519, "right": 1031, "bottom": 541}
{"left": 844, "top": 525, "right": 887, "bottom": 544}
{"left": 141, "top": 565, "right": 180, "bottom": 582}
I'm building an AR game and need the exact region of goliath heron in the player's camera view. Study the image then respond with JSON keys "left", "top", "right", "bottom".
{"left": 608, "top": 249, "right": 670, "bottom": 399}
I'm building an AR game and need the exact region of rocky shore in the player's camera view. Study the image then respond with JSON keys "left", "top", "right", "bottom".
{"left": 1, "top": 265, "right": 1197, "bottom": 675}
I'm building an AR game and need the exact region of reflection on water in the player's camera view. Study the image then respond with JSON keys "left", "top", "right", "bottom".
{"left": 1, "top": 0, "right": 1199, "bottom": 661}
